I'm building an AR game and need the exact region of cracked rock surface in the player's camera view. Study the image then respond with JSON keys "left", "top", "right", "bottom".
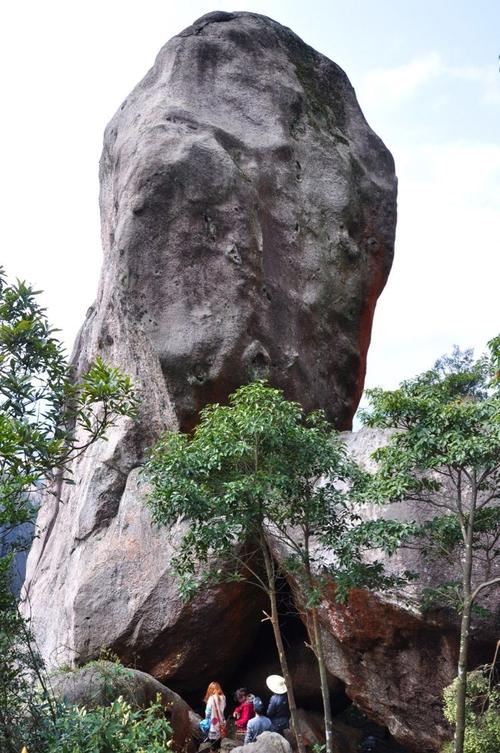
{"left": 22, "top": 7, "right": 397, "bottom": 727}
{"left": 97, "top": 9, "right": 397, "bottom": 432}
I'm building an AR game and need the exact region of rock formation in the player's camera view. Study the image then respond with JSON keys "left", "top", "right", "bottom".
{"left": 50, "top": 661, "right": 195, "bottom": 752}
{"left": 22, "top": 7, "right": 405, "bottom": 749}
{"left": 283, "top": 428, "right": 498, "bottom": 751}
{"left": 233, "top": 732, "right": 292, "bottom": 753}
{"left": 97, "top": 9, "right": 397, "bottom": 433}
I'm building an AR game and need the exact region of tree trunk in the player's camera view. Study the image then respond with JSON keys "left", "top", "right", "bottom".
{"left": 261, "top": 536, "right": 306, "bottom": 753}
{"left": 454, "top": 596, "right": 472, "bottom": 753}
{"left": 454, "top": 493, "right": 476, "bottom": 753}
{"left": 310, "top": 604, "right": 334, "bottom": 753}
{"left": 302, "top": 529, "right": 334, "bottom": 753}
{"left": 310, "top": 607, "right": 334, "bottom": 753}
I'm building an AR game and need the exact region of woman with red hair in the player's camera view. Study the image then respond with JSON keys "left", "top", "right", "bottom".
{"left": 200, "top": 681, "right": 226, "bottom": 747}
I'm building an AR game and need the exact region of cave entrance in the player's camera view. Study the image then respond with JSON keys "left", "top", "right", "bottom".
{"left": 178, "top": 575, "right": 349, "bottom": 715}
{"left": 178, "top": 576, "right": 412, "bottom": 752}
{"left": 224, "top": 575, "right": 350, "bottom": 715}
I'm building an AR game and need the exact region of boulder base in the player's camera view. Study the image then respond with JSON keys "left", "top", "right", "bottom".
{"left": 232, "top": 731, "right": 292, "bottom": 753}
{"left": 21, "top": 9, "right": 403, "bottom": 751}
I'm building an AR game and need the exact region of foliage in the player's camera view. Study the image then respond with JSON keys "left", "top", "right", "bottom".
{"left": 145, "top": 380, "right": 411, "bottom": 753}
{"left": 488, "top": 335, "right": 500, "bottom": 388}
{"left": 0, "top": 560, "right": 56, "bottom": 753}
{"left": 146, "top": 380, "right": 408, "bottom": 600}
{"left": 360, "top": 338, "right": 500, "bottom": 753}
{"left": 0, "top": 267, "right": 138, "bottom": 753}
{"left": 359, "top": 339, "right": 500, "bottom": 608}
{"left": 442, "top": 669, "right": 500, "bottom": 753}
{"left": 0, "top": 267, "right": 137, "bottom": 542}
{"left": 45, "top": 696, "right": 173, "bottom": 753}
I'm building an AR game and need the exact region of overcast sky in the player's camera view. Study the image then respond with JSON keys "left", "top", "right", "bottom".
{"left": 1, "top": 0, "right": 498, "bottom": 396}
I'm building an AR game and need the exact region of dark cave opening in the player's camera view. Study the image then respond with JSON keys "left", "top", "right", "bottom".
{"left": 226, "top": 576, "right": 351, "bottom": 714}
{"left": 177, "top": 575, "right": 349, "bottom": 715}
{"left": 175, "top": 577, "right": 410, "bottom": 751}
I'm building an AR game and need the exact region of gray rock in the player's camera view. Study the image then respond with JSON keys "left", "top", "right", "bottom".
{"left": 50, "top": 661, "right": 195, "bottom": 752}
{"left": 232, "top": 731, "right": 292, "bottom": 753}
{"left": 220, "top": 739, "right": 241, "bottom": 752}
{"left": 289, "top": 427, "right": 498, "bottom": 751}
{"left": 96, "top": 9, "right": 396, "bottom": 434}
{"left": 22, "top": 11, "right": 395, "bottom": 685}
{"left": 19, "top": 11, "right": 405, "bottom": 753}
{"left": 22, "top": 466, "right": 266, "bottom": 688}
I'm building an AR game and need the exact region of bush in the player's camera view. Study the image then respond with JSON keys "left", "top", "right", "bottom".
{"left": 45, "top": 695, "right": 173, "bottom": 753}
{"left": 0, "top": 267, "right": 137, "bottom": 752}
{"left": 442, "top": 669, "right": 500, "bottom": 753}
{"left": 0, "top": 562, "right": 56, "bottom": 753}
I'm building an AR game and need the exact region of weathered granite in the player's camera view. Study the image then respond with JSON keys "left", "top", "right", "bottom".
{"left": 280, "top": 427, "right": 499, "bottom": 751}
{"left": 15, "top": 13, "right": 417, "bottom": 753}
{"left": 232, "top": 731, "right": 292, "bottom": 753}
{"left": 22, "top": 11, "right": 396, "bottom": 685}
{"left": 97, "top": 9, "right": 397, "bottom": 432}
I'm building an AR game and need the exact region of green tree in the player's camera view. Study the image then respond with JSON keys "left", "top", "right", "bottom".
{"left": 0, "top": 267, "right": 138, "bottom": 753}
{"left": 360, "top": 339, "right": 500, "bottom": 753}
{"left": 0, "top": 270, "right": 137, "bottom": 541}
{"left": 442, "top": 648, "right": 500, "bottom": 753}
{"left": 145, "top": 381, "right": 407, "bottom": 753}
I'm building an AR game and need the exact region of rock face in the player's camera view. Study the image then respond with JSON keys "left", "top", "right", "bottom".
{"left": 22, "top": 7, "right": 399, "bottom": 748}
{"left": 317, "top": 587, "right": 456, "bottom": 751}
{"left": 304, "top": 428, "right": 499, "bottom": 752}
{"left": 22, "top": 9, "right": 396, "bottom": 684}
{"left": 98, "top": 9, "right": 397, "bottom": 432}
{"left": 232, "top": 731, "right": 292, "bottom": 753}
{"left": 23, "top": 464, "right": 267, "bottom": 692}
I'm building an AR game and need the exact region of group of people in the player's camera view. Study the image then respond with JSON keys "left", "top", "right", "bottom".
{"left": 200, "top": 675, "right": 290, "bottom": 746}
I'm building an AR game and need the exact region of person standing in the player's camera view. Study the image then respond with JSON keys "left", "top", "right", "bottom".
{"left": 233, "top": 687, "right": 255, "bottom": 733}
{"left": 266, "top": 675, "right": 290, "bottom": 734}
{"left": 244, "top": 699, "right": 273, "bottom": 743}
{"left": 200, "top": 681, "right": 227, "bottom": 748}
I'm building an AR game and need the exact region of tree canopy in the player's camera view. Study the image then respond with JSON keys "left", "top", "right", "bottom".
{"left": 0, "top": 268, "right": 138, "bottom": 753}
{"left": 145, "top": 380, "right": 410, "bottom": 753}
{"left": 360, "top": 338, "right": 500, "bottom": 753}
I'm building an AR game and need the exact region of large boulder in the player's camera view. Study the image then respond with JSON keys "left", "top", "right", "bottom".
{"left": 316, "top": 588, "right": 455, "bottom": 751}
{"left": 22, "top": 9, "right": 396, "bottom": 690}
{"left": 50, "top": 661, "right": 194, "bottom": 752}
{"left": 23, "top": 465, "right": 266, "bottom": 690}
{"left": 95, "top": 8, "right": 397, "bottom": 434}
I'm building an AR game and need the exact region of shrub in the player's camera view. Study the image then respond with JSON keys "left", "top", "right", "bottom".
{"left": 45, "top": 695, "right": 173, "bottom": 753}
{"left": 442, "top": 669, "right": 500, "bottom": 753}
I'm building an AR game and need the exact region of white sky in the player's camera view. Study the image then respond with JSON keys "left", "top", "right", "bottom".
{"left": 1, "top": 0, "right": 499, "bottom": 395}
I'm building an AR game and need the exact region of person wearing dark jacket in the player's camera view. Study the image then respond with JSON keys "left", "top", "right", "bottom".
{"left": 265, "top": 675, "right": 290, "bottom": 733}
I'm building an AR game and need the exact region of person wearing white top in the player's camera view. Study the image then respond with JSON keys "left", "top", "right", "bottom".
{"left": 201, "top": 681, "right": 227, "bottom": 746}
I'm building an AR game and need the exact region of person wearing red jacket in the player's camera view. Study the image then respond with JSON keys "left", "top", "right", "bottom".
{"left": 232, "top": 687, "right": 255, "bottom": 732}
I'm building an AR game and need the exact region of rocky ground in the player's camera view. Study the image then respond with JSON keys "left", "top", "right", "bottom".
{"left": 188, "top": 704, "right": 411, "bottom": 753}
{"left": 49, "top": 660, "right": 412, "bottom": 753}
